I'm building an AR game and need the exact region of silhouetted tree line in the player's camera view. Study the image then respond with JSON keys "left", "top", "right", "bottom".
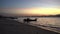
{"left": 0, "top": 14, "right": 60, "bottom": 18}
{"left": 39, "top": 14, "right": 60, "bottom": 17}
{"left": 55, "top": 14, "right": 60, "bottom": 17}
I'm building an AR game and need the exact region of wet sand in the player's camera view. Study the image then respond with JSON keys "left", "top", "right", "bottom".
{"left": 0, "top": 18, "right": 59, "bottom": 34}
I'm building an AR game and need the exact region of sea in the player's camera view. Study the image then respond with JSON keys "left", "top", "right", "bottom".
{"left": 15, "top": 17, "right": 60, "bottom": 27}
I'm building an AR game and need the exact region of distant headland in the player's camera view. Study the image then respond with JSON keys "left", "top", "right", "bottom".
{"left": 0, "top": 14, "right": 60, "bottom": 18}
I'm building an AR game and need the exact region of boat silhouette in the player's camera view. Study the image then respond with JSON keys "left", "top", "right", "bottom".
{"left": 23, "top": 18, "right": 37, "bottom": 23}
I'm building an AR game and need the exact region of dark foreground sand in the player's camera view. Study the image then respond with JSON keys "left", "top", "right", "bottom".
{"left": 0, "top": 18, "right": 59, "bottom": 34}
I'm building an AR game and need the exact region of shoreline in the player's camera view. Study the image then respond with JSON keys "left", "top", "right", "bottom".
{"left": 0, "top": 18, "right": 59, "bottom": 34}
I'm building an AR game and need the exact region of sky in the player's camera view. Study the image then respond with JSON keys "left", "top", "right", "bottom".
{"left": 0, "top": 0, "right": 60, "bottom": 16}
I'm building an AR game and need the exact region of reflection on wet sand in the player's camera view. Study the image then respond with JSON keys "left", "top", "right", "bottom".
{"left": 16, "top": 17, "right": 60, "bottom": 33}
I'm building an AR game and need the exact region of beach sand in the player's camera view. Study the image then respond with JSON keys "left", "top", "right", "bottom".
{"left": 0, "top": 18, "right": 59, "bottom": 34}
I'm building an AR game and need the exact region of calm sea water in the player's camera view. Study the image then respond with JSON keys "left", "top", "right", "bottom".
{"left": 16, "top": 17, "right": 60, "bottom": 27}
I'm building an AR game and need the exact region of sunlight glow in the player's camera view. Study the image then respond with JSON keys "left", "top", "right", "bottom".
{"left": 3, "top": 7, "right": 60, "bottom": 15}
{"left": 18, "top": 7, "right": 60, "bottom": 15}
